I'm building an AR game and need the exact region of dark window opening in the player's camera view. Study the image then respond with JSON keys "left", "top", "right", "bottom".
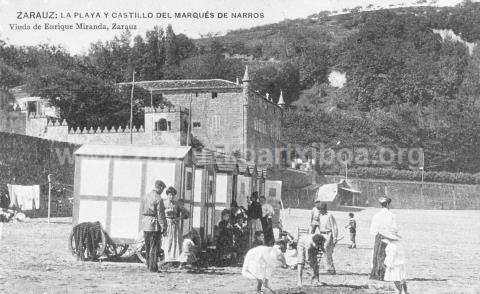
{"left": 154, "top": 118, "right": 168, "bottom": 131}
{"left": 167, "top": 121, "right": 172, "bottom": 130}
{"left": 193, "top": 122, "right": 201, "bottom": 128}
{"left": 211, "top": 92, "right": 218, "bottom": 99}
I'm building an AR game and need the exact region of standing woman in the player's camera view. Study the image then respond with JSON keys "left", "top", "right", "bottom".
{"left": 162, "top": 187, "right": 190, "bottom": 263}
{"left": 370, "top": 197, "right": 398, "bottom": 280}
{"left": 247, "top": 192, "right": 263, "bottom": 248}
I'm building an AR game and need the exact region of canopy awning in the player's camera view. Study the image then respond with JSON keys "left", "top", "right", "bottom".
{"left": 339, "top": 187, "right": 361, "bottom": 193}
{"left": 315, "top": 183, "right": 338, "bottom": 202}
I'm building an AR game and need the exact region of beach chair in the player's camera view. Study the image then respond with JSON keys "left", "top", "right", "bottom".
{"left": 297, "top": 227, "right": 310, "bottom": 240}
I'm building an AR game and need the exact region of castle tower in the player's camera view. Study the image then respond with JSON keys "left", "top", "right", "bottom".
{"left": 144, "top": 106, "right": 189, "bottom": 146}
{"left": 277, "top": 90, "right": 285, "bottom": 108}
{"left": 242, "top": 66, "right": 251, "bottom": 95}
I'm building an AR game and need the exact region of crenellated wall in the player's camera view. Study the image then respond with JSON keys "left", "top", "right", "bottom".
{"left": 24, "top": 106, "right": 188, "bottom": 146}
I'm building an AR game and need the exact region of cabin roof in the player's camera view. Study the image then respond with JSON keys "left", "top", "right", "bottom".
{"left": 74, "top": 144, "right": 191, "bottom": 159}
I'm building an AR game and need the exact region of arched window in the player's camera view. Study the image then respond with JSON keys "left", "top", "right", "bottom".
{"left": 154, "top": 118, "right": 168, "bottom": 131}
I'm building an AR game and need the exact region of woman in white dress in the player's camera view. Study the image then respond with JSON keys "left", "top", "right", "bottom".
{"left": 242, "top": 244, "right": 286, "bottom": 294}
{"left": 382, "top": 232, "right": 409, "bottom": 294}
{"left": 162, "top": 187, "right": 190, "bottom": 263}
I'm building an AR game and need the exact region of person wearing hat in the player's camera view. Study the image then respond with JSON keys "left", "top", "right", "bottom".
{"left": 382, "top": 231, "right": 409, "bottom": 294}
{"left": 141, "top": 180, "right": 167, "bottom": 272}
{"left": 313, "top": 202, "right": 338, "bottom": 274}
{"left": 369, "top": 196, "right": 399, "bottom": 280}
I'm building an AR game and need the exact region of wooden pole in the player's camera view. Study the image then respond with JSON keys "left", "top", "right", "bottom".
{"left": 130, "top": 71, "right": 136, "bottom": 144}
{"left": 186, "top": 94, "right": 193, "bottom": 146}
{"left": 47, "top": 174, "right": 52, "bottom": 223}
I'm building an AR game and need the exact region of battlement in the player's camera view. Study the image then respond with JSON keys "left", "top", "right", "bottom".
{"left": 27, "top": 113, "right": 48, "bottom": 119}
{"left": 46, "top": 118, "right": 67, "bottom": 127}
{"left": 67, "top": 125, "right": 145, "bottom": 135}
{"left": 144, "top": 106, "right": 189, "bottom": 114}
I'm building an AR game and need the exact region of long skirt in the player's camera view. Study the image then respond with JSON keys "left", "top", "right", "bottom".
{"left": 162, "top": 219, "right": 182, "bottom": 262}
{"left": 261, "top": 217, "right": 275, "bottom": 246}
{"left": 248, "top": 218, "right": 263, "bottom": 247}
{"left": 370, "top": 234, "right": 387, "bottom": 280}
{"left": 144, "top": 231, "right": 161, "bottom": 272}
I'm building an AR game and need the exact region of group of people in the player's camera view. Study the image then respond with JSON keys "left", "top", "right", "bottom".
{"left": 242, "top": 196, "right": 408, "bottom": 294}
{"left": 216, "top": 192, "right": 276, "bottom": 265}
{"left": 141, "top": 179, "right": 408, "bottom": 294}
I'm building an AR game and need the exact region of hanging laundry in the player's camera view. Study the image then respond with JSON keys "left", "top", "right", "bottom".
{"left": 7, "top": 184, "right": 41, "bottom": 210}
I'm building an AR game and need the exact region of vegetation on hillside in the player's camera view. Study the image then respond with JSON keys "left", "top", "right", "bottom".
{"left": 1, "top": 1, "right": 480, "bottom": 174}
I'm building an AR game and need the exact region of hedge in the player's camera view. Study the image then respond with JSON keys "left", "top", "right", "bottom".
{"left": 325, "top": 167, "right": 480, "bottom": 185}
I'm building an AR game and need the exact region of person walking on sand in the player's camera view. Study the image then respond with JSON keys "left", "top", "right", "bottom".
{"left": 370, "top": 197, "right": 398, "bottom": 280}
{"left": 141, "top": 180, "right": 167, "bottom": 272}
{"left": 315, "top": 203, "right": 338, "bottom": 274}
{"left": 345, "top": 212, "right": 357, "bottom": 249}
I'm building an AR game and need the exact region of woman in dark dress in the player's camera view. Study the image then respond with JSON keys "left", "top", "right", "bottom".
{"left": 247, "top": 192, "right": 263, "bottom": 248}
{"left": 216, "top": 209, "right": 234, "bottom": 265}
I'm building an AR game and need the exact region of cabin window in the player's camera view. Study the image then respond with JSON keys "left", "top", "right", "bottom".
{"left": 268, "top": 188, "right": 276, "bottom": 198}
{"left": 211, "top": 92, "right": 218, "bottom": 99}
{"left": 215, "top": 146, "right": 225, "bottom": 154}
{"left": 186, "top": 171, "right": 192, "bottom": 190}
{"left": 154, "top": 118, "right": 168, "bottom": 131}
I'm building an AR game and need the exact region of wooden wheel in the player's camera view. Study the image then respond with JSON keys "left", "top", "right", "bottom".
{"left": 135, "top": 242, "right": 164, "bottom": 263}
{"left": 68, "top": 226, "right": 106, "bottom": 260}
{"left": 105, "top": 243, "right": 129, "bottom": 259}
{"left": 136, "top": 243, "right": 147, "bottom": 263}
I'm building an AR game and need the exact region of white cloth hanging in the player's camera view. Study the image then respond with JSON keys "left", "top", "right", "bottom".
{"left": 7, "top": 184, "right": 40, "bottom": 210}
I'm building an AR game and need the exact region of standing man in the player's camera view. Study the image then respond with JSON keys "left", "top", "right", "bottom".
{"left": 310, "top": 199, "right": 322, "bottom": 234}
{"left": 370, "top": 197, "right": 398, "bottom": 280}
{"left": 316, "top": 203, "right": 338, "bottom": 274}
{"left": 259, "top": 196, "right": 275, "bottom": 246}
{"left": 141, "top": 180, "right": 167, "bottom": 272}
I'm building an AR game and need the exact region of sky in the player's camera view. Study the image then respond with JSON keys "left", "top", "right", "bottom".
{"left": 0, "top": 0, "right": 464, "bottom": 55}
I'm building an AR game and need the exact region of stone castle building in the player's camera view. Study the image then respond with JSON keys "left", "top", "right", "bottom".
{"left": 0, "top": 67, "right": 285, "bottom": 159}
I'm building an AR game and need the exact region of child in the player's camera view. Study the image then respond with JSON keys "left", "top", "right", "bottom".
{"left": 216, "top": 209, "right": 234, "bottom": 265}
{"left": 345, "top": 212, "right": 357, "bottom": 249}
{"left": 242, "top": 244, "right": 287, "bottom": 294}
{"left": 232, "top": 216, "right": 248, "bottom": 264}
{"left": 297, "top": 234, "right": 325, "bottom": 287}
{"left": 382, "top": 232, "right": 409, "bottom": 294}
{"left": 284, "top": 240, "right": 298, "bottom": 269}
{"left": 252, "top": 231, "right": 264, "bottom": 247}
{"left": 179, "top": 230, "right": 199, "bottom": 269}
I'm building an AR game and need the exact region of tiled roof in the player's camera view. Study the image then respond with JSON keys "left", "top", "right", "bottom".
{"left": 118, "top": 79, "right": 242, "bottom": 92}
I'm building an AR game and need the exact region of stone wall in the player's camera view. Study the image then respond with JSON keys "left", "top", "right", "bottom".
{"left": 24, "top": 107, "right": 187, "bottom": 146}
{"left": 0, "top": 111, "right": 26, "bottom": 135}
{"left": 321, "top": 175, "right": 480, "bottom": 210}
{"left": 0, "top": 132, "right": 79, "bottom": 217}
{"left": 163, "top": 90, "right": 246, "bottom": 153}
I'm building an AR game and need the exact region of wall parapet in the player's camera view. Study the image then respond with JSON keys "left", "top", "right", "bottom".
{"left": 67, "top": 125, "right": 145, "bottom": 135}
{"left": 144, "top": 106, "right": 189, "bottom": 114}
